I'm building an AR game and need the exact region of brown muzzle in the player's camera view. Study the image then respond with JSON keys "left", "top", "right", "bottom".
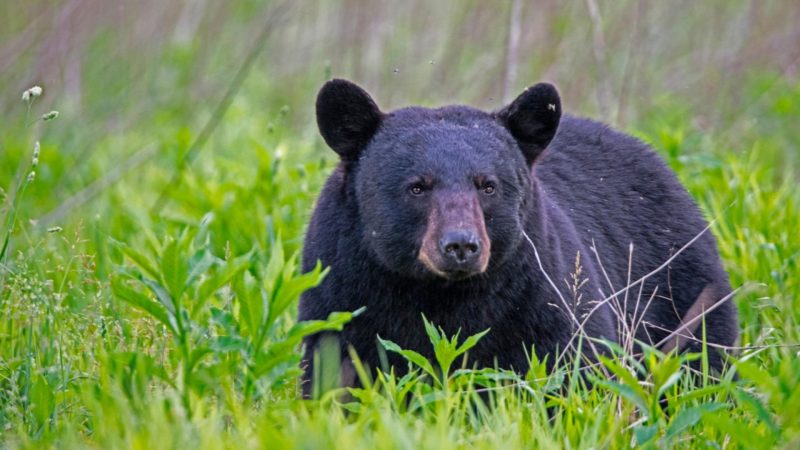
{"left": 418, "top": 191, "right": 490, "bottom": 280}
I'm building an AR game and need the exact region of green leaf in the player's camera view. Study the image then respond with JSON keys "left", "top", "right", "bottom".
{"left": 252, "top": 310, "right": 359, "bottom": 378}
{"left": 112, "top": 277, "right": 177, "bottom": 334}
{"left": 160, "top": 236, "right": 189, "bottom": 301}
{"left": 138, "top": 276, "right": 175, "bottom": 317}
{"left": 263, "top": 240, "right": 285, "bottom": 294}
{"left": 188, "top": 346, "right": 213, "bottom": 373}
{"left": 704, "top": 412, "right": 774, "bottom": 450}
{"left": 656, "top": 370, "right": 684, "bottom": 399}
{"left": 733, "top": 388, "right": 780, "bottom": 438}
{"left": 118, "top": 243, "right": 160, "bottom": 280}
{"left": 29, "top": 374, "right": 55, "bottom": 428}
{"left": 211, "top": 336, "right": 248, "bottom": 353}
{"left": 234, "top": 272, "right": 263, "bottom": 340}
{"left": 270, "top": 261, "right": 326, "bottom": 324}
{"left": 455, "top": 328, "right": 491, "bottom": 356}
{"left": 634, "top": 424, "right": 658, "bottom": 446}
{"left": 379, "top": 336, "right": 437, "bottom": 383}
{"left": 197, "top": 253, "right": 251, "bottom": 301}
{"left": 663, "top": 403, "right": 724, "bottom": 442}
{"left": 595, "top": 378, "right": 649, "bottom": 413}
{"left": 186, "top": 247, "right": 218, "bottom": 288}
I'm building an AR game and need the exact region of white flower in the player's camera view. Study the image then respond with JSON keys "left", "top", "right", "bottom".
{"left": 22, "top": 86, "right": 43, "bottom": 101}
{"left": 42, "top": 111, "right": 59, "bottom": 121}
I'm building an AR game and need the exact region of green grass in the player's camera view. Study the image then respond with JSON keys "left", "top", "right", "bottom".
{"left": 2, "top": 18, "right": 800, "bottom": 447}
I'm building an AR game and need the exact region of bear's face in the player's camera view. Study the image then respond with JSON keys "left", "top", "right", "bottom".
{"left": 354, "top": 113, "right": 529, "bottom": 280}
{"left": 315, "top": 80, "right": 561, "bottom": 281}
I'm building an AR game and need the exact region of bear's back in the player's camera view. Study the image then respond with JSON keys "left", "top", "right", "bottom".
{"left": 536, "top": 115, "right": 732, "bottom": 343}
{"left": 537, "top": 115, "right": 710, "bottom": 257}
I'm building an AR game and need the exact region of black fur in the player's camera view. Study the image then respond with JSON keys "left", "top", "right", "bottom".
{"left": 299, "top": 79, "right": 738, "bottom": 397}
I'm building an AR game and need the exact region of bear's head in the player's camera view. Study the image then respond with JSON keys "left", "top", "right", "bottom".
{"left": 316, "top": 79, "right": 561, "bottom": 281}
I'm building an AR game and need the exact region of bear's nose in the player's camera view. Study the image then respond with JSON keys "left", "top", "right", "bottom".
{"left": 439, "top": 230, "right": 481, "bottom": 264}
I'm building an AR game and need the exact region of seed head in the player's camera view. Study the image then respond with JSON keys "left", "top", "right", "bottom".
{"left": 32, "top": 141, "right": 40, "bottom": 167}
{"left": 27, "top": 171, "right": 36, "bottom": 183}
{"left": 42, "top": 111, "right": 59, "bottom": 121}
{"left": 22, "top": 86, "right": 43, "bottom": 102}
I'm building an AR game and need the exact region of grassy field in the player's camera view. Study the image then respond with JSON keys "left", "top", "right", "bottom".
{"left": 1, "top": 1, "right": 799, "bottom": 448}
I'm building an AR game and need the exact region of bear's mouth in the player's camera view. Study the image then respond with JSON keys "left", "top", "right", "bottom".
{"left": 440, "top": 269, "right": 477, "bottom": 281}
{"left": 417, "top": 244, "right": 489, "bottom": 281}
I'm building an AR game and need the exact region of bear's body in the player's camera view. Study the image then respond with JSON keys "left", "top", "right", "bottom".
{"left": 299, "top": 80, "right": 738, "bottom": 396}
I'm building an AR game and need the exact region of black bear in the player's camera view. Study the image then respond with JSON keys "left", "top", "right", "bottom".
{"left": 298, "top": 79, "right": 738, "bottom": 397}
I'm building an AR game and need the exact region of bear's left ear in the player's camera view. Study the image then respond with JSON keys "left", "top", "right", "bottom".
{"left": 316, "top": 79, "right": 383, "bottom": 161}
{"left": 495, "top": 83, "right": 562, "bottom": 165}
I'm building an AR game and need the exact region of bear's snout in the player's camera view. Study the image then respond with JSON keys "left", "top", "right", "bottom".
{"left": 439, "top": 230, "right": 481, "bottom": 265}
{"left": 418, "top": 191, "right": 491, "bottom": 280}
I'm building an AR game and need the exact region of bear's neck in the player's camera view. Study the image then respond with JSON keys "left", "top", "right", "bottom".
{"left": 519, "top": 178, "right": 566, "bottom": 274}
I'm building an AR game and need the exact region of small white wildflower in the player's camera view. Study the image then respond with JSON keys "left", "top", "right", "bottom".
{"left": 47, "top": 226, "right": 63, "bottom": 233}
{"left": 22, "top": 86, "right": 43, "bottom": 102}
{"left": 32, "top": 141, "right": 40, "bottom": 167}
{"left": 42, "top": 110, "right": 59, "bottom": 121}
{"left": 27, "top": 171, "right": 36, "bottom": 182}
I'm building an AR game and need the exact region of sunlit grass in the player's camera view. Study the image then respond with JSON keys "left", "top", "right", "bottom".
{"left": 1, "top": 67, "right": 799, "bottom": 449}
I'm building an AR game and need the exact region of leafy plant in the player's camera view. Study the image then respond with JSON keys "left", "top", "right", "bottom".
{"left": 111, "top": 220, "right": 353, "bottom": 412}
{"left": 379, "top": 315, "right": 489, "bottom": 390}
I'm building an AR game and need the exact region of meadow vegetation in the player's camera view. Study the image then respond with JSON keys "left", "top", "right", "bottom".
{"left": 1, "top": 1, "right": 799, "bottom": 448}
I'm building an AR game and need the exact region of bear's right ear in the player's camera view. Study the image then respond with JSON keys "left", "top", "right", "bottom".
{"left": 316, "top": 79, "right": 383, "bottom": 160}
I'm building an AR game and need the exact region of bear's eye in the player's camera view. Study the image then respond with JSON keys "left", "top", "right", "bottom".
{"left": 482, "top": 183, "right": 496, "bottom": 195}
{"left": 409, "top": 184, "right": 426, "bottom": 196}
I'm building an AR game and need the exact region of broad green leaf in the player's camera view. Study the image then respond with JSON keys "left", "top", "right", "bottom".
{"left": 160, "top": 236, "right": 189, "bottom": 301}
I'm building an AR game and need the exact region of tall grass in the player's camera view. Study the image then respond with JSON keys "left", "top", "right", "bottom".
{"left": 1, "top": 1, "right": 799, "bottom": 448}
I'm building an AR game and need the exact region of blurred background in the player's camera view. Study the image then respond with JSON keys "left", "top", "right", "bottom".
{"left": 4, "top": 1, "right": 800, "bottom": 117}
{"left": 1, "top": 0, "right": 798, "bottom": 293}
{"left": 2, "top": 0, "right": 799, "bottom": 291}
{"left": 3, "top": 0, "right": 799, "bottom": 187}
